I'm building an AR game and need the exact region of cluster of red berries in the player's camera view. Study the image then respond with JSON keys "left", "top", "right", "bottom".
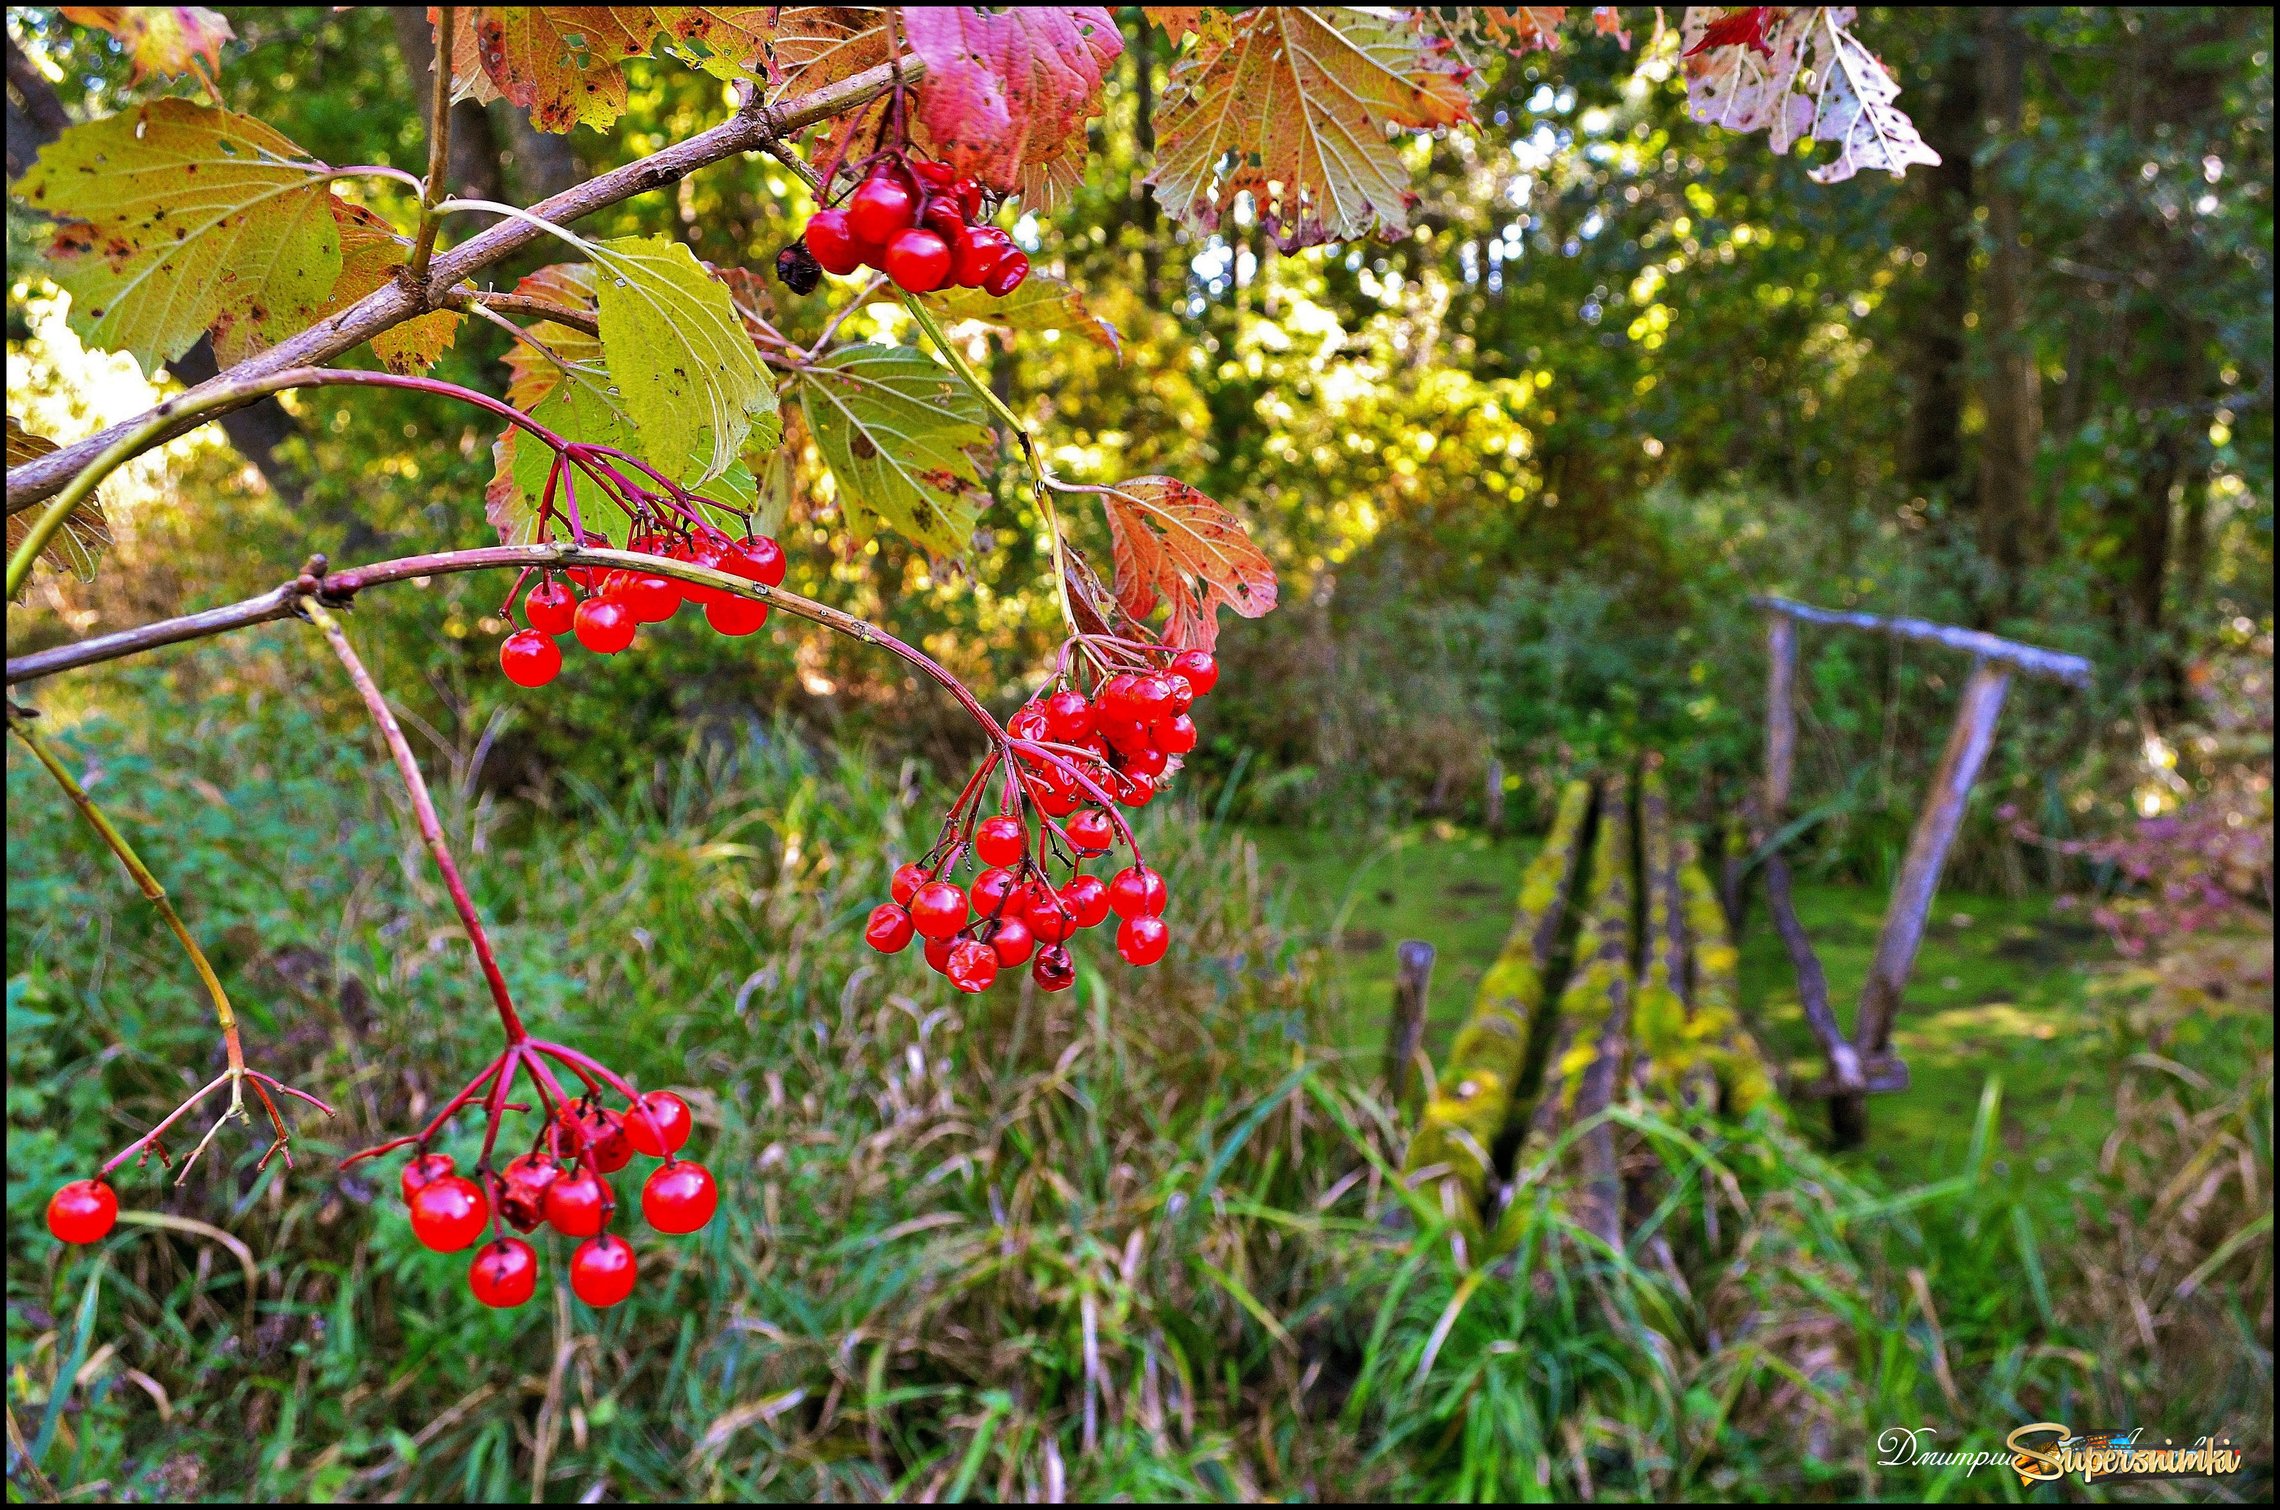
{"left": 862, "top": 645, "right": 1221, "bottom": 996}
{"left": 498, "top": 529, "right": 785, "bottom": 688}
{"left": 786, "top": 152, "right": 1031, "bottom": 298}
{"left": 397, "top": 1090, "right": 714, "bottom": 1309}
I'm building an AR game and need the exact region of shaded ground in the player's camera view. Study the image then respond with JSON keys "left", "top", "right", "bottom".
{"left": 1249, "top": 823, "right": 2111, "bottom": 1185}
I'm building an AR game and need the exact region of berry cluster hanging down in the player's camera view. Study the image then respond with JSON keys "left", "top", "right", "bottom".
{"left": 781, "top": 150, "right": 1031, "bottom": 297}
{"left": 498, "top": 527, "right": 786, "bottom": 687}
{"left": 866, "top": 641, "right": 1220, "bottom": 996}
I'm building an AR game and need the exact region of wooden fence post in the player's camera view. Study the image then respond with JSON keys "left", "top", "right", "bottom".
{"left": 1484, "top": 757, "right": 1505, "bottom": 834}
{"left": 1384, "top": 940, "right": 1436, "bottom": 1105}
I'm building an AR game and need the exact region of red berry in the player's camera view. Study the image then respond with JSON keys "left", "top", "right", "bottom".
{"left": 573, "top": 597, "right": 636, "bottom": 655}
{"left": 848, "top": 176, "right": 917, "bottom": 244}
{"left": 1160, "top": 713, "right": 1199, "bottom": 756}
{"left": 543, "top": 1168, "right": 613, "bottom": 1237}
{"left": 46, "top": 1179, "right": 117, "bottom": 1245}
{"left": 705, "top": 595, "right": 769, "bottom": 636}
{"left": 1024, "top": 888, "right": 1077, "bottom": 944}
{"left": 1102, "top": 718, "right": 1154, "bottom": 758}
{"left": 622, "top": 572, "right": 681, "bottom": 623}
{"left": 921, "top": 194, "right": 966, "bottom": 241}
{"left": 884, "top": 227, "right": 953, "bottom": 292}
{"left": 570, "top": 1233, "right": 638, "bottom": 1308}
{"left": 890, "top": 862, "right": 930, "bottom": 906}
{"left": 1124, "top": 744, "right": 1169, "bottom": 780}
{"left": 1116, "top": 914, "right": 1171, "bottom": 967}
{"left": 1116, "top": 771, "right": 1157, "bottom": 808}
{"left": 1170, "top": 649, "right": 1219, "bottom": 695}
{"left": 401, "top": 1151, "right": 456, "bottom": 1203}
{"left": 971, "top": 865, "right": 1017, "bottom": 917}
{"left": 1129, "top": 675, "right": 1175, "bottom": 721}
{"left": 1098, "top": 674, "right": 1142, "bottom": 721}
{"left": 866, "top": 902, "right": 915, "bottom": 953}
{"left": 1109, "top": 865, "right": 1168, "bottom": 919}
{"left": 1067, "top": 808, "right": 1115, "bottom": 856}
{"left": 625, "top": 1091, "right": 693, "bottom": 1158}
{"left": 498, "top": 1152, "right": 562, "bottom": 1232}
{"left": 500, "top": 628, "right": 562, "bottom": 687}
{"left": 956, "top": 178, "right": 984, "bottom": 219}
{"left": 727, "top": 534, "right": 787, "bottom": 588}
{"left": 912, "top": 158, "right": 955, "bottom": 188}
{"left": 909, "top": 881, "right": 969, "bottom": 939}
{"left": 986, "top": 914, "right": 1035, "bottom": 967}
{"left": 983, "top": 250, "right": 1030, "bottom": 297}
{"left": 558, "top": 1103, "right": 632, "bottom": 1173}
{"left": 1164, "top": 675, "right": 1196, "bottom": 715}
{"left": 1044, "top": 689, "right": 1094, "bottom": 741}
{"left": 923, "top": 934, "right": 955, "bottom": 974}
{"left": 945, "top": 937, "right": 999, "bottom": 993}
{"left": 1032, "top": 945, "right": 1076, "bottom": 992}
{"left": 806, "top": 208, "right": 862, "bottom": 275}
{"left": 672, "top": 533, "right": 731, "bottom": 607}
{"left": 468, "top": 1238, "right": 539, "bottom": 1307}
{"left": 952, "top": 224, "right": 1010, "bottom": 287}
{"left": 1008, "top": 701, "right": 1052, "bottom": 741}
{"left": 975, "top": 815, "right": 1027, "bottom": 868}
{"left": 641, "top": 1160, "right": 717, "bottom": 1234}
{"left": 1061, "top": 873, "right": 1111, "bottom": 929}
{"left": 408, "top": 1174, "right": 489, "bottom": 1252}
{"left": 524, "top": 580, "right": 577, "bottom": 635}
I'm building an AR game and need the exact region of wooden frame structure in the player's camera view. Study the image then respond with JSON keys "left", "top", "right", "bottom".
{"left": 1750, "top": 596, "right": 2093, "bottom": 1144}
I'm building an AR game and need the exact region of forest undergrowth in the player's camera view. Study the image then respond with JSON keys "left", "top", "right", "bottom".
{"left": 7, "top": 647, "right": 2269, "bottom": 1502}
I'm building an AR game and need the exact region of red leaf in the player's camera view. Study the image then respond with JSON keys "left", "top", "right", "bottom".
{"left": 904, "top": 6, "right": 1122, "bottom": 195}
{"left": 1095, "top": 477, "right": 1277, "bottom": 652}
{"left": 1686, "top": 7, "right": 1773, "bottom": 58}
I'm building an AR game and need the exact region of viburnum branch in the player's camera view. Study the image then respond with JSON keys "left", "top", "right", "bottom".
{"left": 458, "top": 290, "right": 603, "bottom": 338}
{"left": 7, "top": 708, "right": 336, "bottom": 1180}
{"left": 4, "top": 51, "right": 928, "bottom": 514}
{"left": 408, "top": 5, "right": 455, "bottom": 287}
{"left": 301, "top": 596, "right": 529, "bottom": 1043}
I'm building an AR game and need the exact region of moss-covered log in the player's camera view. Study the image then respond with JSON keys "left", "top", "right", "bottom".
{"left": 1518, "top": 771, "right": 1635, "bottom": 1247}
{"left": 1635, "top": 761, "right": 1722, "bottom": 1109}
{"left": 1677, "top": 847, "right": 1781, "bottom": 1117}
{"left": 1400, "top": 778, "right": 1594, "bottom": 1231}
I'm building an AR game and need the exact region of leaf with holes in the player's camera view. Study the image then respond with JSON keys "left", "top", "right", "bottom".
{"left": 60, "top": 6, "right": 234, "bottom": 83}
{"left": 1680, "top": 7, "right": 1815, "bottom": 155}
{"left": 753, "top": 5, "right": 889, "bottom": 104}
{"left": 277, "top": 199, "right": 460, "bottom": 375}
{"left": 5, "top": 419, "right": 110, "bottom": 594}
{"left": 1148, "top": 8, "right": 1473, "bottom": 252}
{"left": 924, "top": 273, "right": 1120, "bottom": 356}
{"left": 1095, "top": 476, "right": 1276, "bottom": 651}
{"left": 792, "top": 345, "right": 992, "bottom": 558}
{"left": 1800, "top": 10, "right": 1940, "bottom": 183}
{"left": 903, "top": 7, "right": 1121, "bottom": 197}
{"left": 589, "top": 233, "right": 780, "bottom": 486}
{"left": 15, "top": 98, "right": 342, "bottom": 372}
{"left": 467, "top": 7, "right": 781, "bottom": 133}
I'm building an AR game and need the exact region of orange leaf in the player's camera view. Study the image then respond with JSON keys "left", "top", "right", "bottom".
{"left": 60, "top": 6, "right": 233, "bottom": 84}
{"left": 1095, "top": 477, "right": 1277, "bottom": 652}
{"left": 467, "top": 6, "right": 781, "bottom": 133}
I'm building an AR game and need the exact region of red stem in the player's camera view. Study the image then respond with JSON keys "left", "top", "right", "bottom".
{"left": 304, "top": 601, "right": 527, "bottom": 1043}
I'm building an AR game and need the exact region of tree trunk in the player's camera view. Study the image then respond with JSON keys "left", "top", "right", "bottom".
{"left": 1974, "top": 7, "right": 2042, "bottom": 607}
{"left": 1899, "top": 25, "right": 1977, "bottom": 504}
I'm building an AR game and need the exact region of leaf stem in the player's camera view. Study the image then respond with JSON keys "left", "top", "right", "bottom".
{"left": 301, "top": 597, "right": 529, "bottom": 1044}
{"left": 408, "top": 5, "right": 456, "bottom": 287}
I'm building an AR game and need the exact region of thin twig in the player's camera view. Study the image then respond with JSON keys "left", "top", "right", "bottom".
{"left": 408, "top": 6, "right": 456, "bottom": 285}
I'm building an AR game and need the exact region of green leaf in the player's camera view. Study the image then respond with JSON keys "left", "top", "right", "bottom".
{"left": 15, "top": 98, "right": 342, "bottom": 372}
{"left": 922, "top": 273, "right": 1121, "bottom": 356}
{"left": 486, "top": 381, "right": 758, "bottom": 548}
{"left": 588, "top": 234, "right": 779, "bottom": 488}
{"left": 791, "top": 345, "right": 992, "bottom": 557}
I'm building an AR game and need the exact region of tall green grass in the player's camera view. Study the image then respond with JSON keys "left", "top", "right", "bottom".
{"left": 7, "top": 653, "right": 2269, "bottom": 1500}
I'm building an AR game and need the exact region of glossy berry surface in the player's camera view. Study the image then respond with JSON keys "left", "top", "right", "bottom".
{"left": 500, "top": 628, "right": 561, "bottom": 687}
{"left": 806, "top": 208, "right": 861, "bottom": 274}
{"left": 468, "top": 1238, "right": 539, "bottom": 1307}
{"left": 641, "top": 1160, "right": 718, "bottom": 1234}
{"left": 865, "top": 902, "right": 915, "bottom": 953}
{"left": 46, "top": 1179, "right": 117, "bottom": 1245}
{"left": 1108, "top": 865, "right": 1168, "bottom": 919}
{"left": 1061, "top": 873, "right": 1111, "bottom": 928}
{"left": 621, "top": 572, "right": 681, "bottom": 623}
{"left": 408, "top": 1174, "right": 489, "bottom": 1252}
{"left": 1032, "top": 944, "right": 1076, "bottom": 992}
{"left": 705, "top": 595, "right": 768, "bottom": 637}
{"left": 884, "top": 228, "right": 953, "bottom": 292}
{"left": 1170, "top": 649, "right": 1219, "bottom": 695}
{"left": 986, "top": 914, "right": 1035, "bottom": 967}
{"left": 982, "top": 250, "right": 1031, "bottom": 297}
{"left": 544, "top": 1169, "right": 613, "bottom": 1237}
{"left": 945, "top": 937, "right": 999, "bottom": 993}
{"left": 1116, "top": 913, "right": 1171, "bottom": 966}
{"left": 558, "top": 1103, "right": 632, "bottom": 1172}
{"left": 909, "top": 881, "right": 969, "bottom": 939}
{"left": 727, "top": 534, "right": 787, "bottom": 587}
{"left": 1066, "top": 808, "right": 1114, "bottom": 855}
{"left": 975, "top": 815, "right": 1027, "bottom": 867}
{"left": 401, "top": 1151, "right": 456, "bottom": 1202}
{"left": 572, "top": 597, "right": 636, "bottom": 655}
{"left": 570, "top": 1234, "right": 639, "bottom": 1308}
{"left": 848, "top": 176, "right": 916, "bottom": 243}
{"left": 524, "top": 580, "right": 577, "bottom": 635}
{"left": 626, "top": 1091, "right": 693, "bottom": 1157}
{"left": 1044, "top": 689, "right": 1094, "bottom": 740}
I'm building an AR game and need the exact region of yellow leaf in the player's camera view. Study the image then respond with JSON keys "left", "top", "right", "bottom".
{"left": 5, "top": 418, "right": 110, "bottom": 594}
{"left": 59, "top": 6, "right": 234, "bottom": 84}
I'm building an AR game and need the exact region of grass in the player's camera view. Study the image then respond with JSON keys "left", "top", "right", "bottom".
{"left": 7, "top": 663, "right": 2271, "bottom": 1500}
